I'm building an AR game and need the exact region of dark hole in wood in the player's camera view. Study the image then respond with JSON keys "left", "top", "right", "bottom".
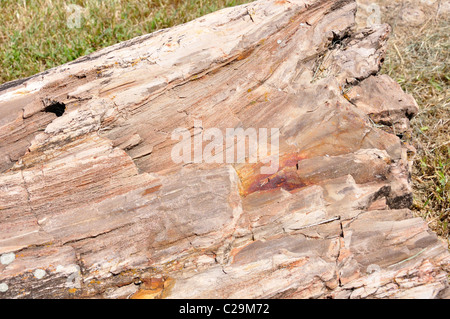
{"left": 44, "top": 102, "right": 66, "bottom": 117}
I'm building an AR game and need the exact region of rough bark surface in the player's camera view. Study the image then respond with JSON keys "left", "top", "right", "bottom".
{"left": 0, "top": 0, "right": 449, "bottom": 299}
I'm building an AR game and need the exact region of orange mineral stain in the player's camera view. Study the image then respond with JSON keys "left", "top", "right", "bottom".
{"left": 131, "top": 277, "right": 175, "bottom": 299}
{"left": 141, "top": 184, "right": 162, "bottom": 196}
{"left": 237, "top": 153, "right": 308, "bottom": 196}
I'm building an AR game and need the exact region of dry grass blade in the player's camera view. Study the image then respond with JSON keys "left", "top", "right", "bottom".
{"left": 380, "top": 1, "right": 449, "bottom": 245}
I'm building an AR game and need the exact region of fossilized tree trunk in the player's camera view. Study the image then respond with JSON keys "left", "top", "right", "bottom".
{"left": 0, "top": 0, "right": 449, "bottom": 299}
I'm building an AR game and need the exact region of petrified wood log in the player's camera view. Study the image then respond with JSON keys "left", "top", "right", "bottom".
{"left": 0, "top": 0, "right": 449, "bottom": 299}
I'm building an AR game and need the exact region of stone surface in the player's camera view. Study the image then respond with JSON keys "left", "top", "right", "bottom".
{"left": 0, "top": 0, "right": 448, "bottom": 299}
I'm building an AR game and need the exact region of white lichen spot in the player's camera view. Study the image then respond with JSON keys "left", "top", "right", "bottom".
{"left": 0, "top": 252, "right": 15, "bottom": 265}
{"left": 277, "top": 39, "right": 282, "bottom": 44}
{"left": 34, "top": 269, "right": 46, "bottom": 279}
{"left": 0, "top": 283, "right": 8, "bottom": 293}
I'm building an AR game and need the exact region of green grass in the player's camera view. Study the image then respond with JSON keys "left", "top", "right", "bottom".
{"left": 0, "top": 0, "right": 250, "bottom": 83}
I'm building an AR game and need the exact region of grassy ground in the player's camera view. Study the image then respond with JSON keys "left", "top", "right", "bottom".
{"left": 376, "top": 2, "right": 449, "bottom": 245}
{"left": 0, "top": 0, "right": 249, "bottom": 83}
{"left": 0, "top": 1, "right": 448, "bottom": 243}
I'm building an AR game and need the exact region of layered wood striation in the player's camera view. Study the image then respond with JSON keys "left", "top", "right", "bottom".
{"left": 0, "top": 0, "right": 448, "bottom": 298}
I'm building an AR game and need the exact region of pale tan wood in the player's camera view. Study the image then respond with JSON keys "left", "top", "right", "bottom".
{"left": 0, "top": 0, "right": 448, "bottom": 299}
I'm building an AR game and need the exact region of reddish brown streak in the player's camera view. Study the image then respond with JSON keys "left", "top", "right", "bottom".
{"left": 240, "top": 153, "right": 308, "bottom": 196}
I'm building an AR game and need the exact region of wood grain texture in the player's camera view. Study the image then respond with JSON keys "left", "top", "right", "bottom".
{"left": 0, "top": 0, "right": 448, "bottom": 299}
